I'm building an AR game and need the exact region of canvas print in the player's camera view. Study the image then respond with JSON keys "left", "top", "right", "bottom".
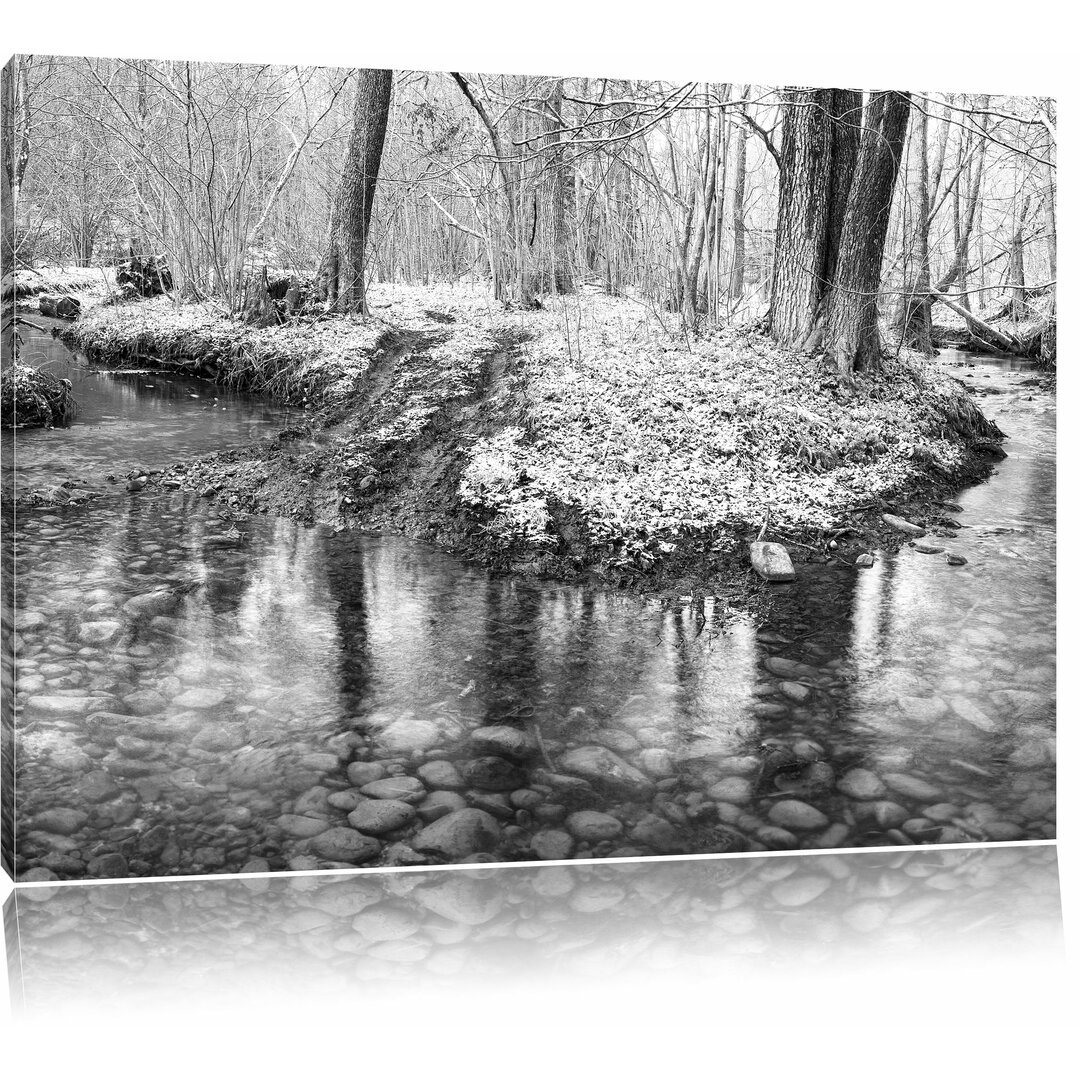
{"left": 1, "top": 58, "right": 1056, "bottom": 881}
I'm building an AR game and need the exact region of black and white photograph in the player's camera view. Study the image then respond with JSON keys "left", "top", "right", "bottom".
{"left": 0, "top": 3, "right": 1072, "bottom": 1064}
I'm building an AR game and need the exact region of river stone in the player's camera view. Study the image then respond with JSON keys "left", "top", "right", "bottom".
{"left": 86, "top": 853, "right": 128, "bottom": 878}
{"left": 462, "top": 756, "right": 527, "bottom": 792}
{"left": 869, "top": 801, "right": 909, "bottom": 829}
{"left": 32, "top": 809, "right": 88, "bottom": 835}
{"left": 377, "top": 716, "right": 443, "bottom": 753}
{"left": 469, "top": 725, "right": 537, "bottom": 762}
{"left": 912, "top": 542, "right": 945, "bottom": 554}
{"left": 417, "top": 760, "right": 465, "bottom": 789}
{"left": 638, "top": 748, "right": 675, "bottom": 779}
{"left": 359, "top": 776, "right": 427, "bottom": 803}
{"left": 530, "top": 829, "right": 575, "bottom": 860}
{"left": 566, "top": 810, "right": 623, "bottom": 842}
{"left": 347, "top": 761, "right": 388, "bottom": 787}
{"left": 707, "top": 777, "right": 753, "bottom": 804}
{"left": 327, "top": 790, "right": 366, "bottom": 812}
{"left": 753, "top": 702, "right": 789, "bottom": 719}
{"left": 411, "top": 808, "right": 501, "bottom": 860}
{"left": 26, "top": 696, "right": 101, "bottom": 716}
{"left": 764, "top": 656, "right": 820, "bottom": 681}
{"left": 946, "top": 553, "right": 968, "bottom": 566}
{"left": 883, "top": 773, "right": 942, "bottom": 802}
{"left": 629, "top": 814, "right": 678, "bottom": 850}
{"left": 51, "top": 746, "right": 93, "bottom": 772}
{"left": 78, "top": 621, "right": 123, "bottom": 645}
{"left": 121, "top": 689, "right": 167, "bottom": 716}
{"left": 560, "top": 745, "right": 653, "bottom": 797}
{"left": 837, "top": 768, "right": 887, "bottom": 800}
{"left": 276, "top": 814, "right": 330, "bottom": 839}
{"left": 950, "top": 697, "right": 999, "bottom": 733}
{"left": 855, "top": 553, "right": 875, "bottom": 568}
{"left": 173, "top": 688, "right": 227, "bottom": 709}
{"left": 750, "top": 541, "right": 796, "bottom": 582}
{"left": 768, "top": 800, "right": 829, "bottom": 831}
{"left": 15, "top": 611, "right": 47, "bottom": 631}
{"left": 417, "top": 790, "right": 468, "bottom": 823}
{"left": 811, "top": 822, "right": 852, "bottom": 849}
{"left": 311, "top": 827, "right": 380, "bottom": 863}
{"left": 882, "top": 513, "right": 926, "bottom": 537}
{"left": 780, "top": 680, "right": 811, "bottom": 703}
{"left": 75, "top": 771, "right": 121, "bottom": 802}
{"left": 348, "top": 799, "right": 416, "bottom": 835}
{"left": 755, "top": 826, "right": 800, "bottom": 849}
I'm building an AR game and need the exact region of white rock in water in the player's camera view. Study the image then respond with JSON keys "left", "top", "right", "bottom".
{"left": 750, "top": 541, "right": 796, "bottom": 582}
{"left": 78, "top": 621, "right": 123, "bottom": 645}
{"left": 768, "top": 800, "right": 829, "bottom": 831}
{"left": 560, "top": 745, "right": 654, "bottom": 795}
{"left": 881, "top": 513, "right": 927, "bottom": 537}
{"left": 411, "top": 808, "right": 500, "bottom": 860}
{"left": 883, "top": 773, "right": 942, "bottom": 802}
{"left": 950, "top": 696, "right": 999, "bottom": 732}
{"left": 837, "top": 768, "right": 887, "bottom": 800}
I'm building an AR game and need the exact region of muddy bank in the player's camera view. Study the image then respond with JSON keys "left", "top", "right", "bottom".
{"left": 52, "top": 285, "right": 1007, "bottom": 595}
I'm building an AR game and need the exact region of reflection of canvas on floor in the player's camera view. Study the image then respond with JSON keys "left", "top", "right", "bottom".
{"left": 5, "top": 845, "right": 1064, "bottom": 1012}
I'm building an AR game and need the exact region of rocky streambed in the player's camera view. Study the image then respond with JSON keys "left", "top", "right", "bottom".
{"left": 6, "top": 338, "right": 1056, "bottom": 880}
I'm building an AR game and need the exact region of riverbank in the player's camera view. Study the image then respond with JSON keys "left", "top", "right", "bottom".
{"left": 56, "top": 283, "right": 1005, "bottom": 591}
{"left": 3, "top": 265, "right": 116, "bottom": 305}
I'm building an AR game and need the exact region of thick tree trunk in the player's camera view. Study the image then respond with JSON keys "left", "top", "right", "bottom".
{"left": 768, "top": 88, "right": 861, "bottom": 348}
{"left": 824, "top": 91, "right": 911, "bottom": 378}
{"left": 322, "top": 68, "right": 393, "bottom": 316}
{"left": 769, "top": 88, "right": 836, "bottom": 345}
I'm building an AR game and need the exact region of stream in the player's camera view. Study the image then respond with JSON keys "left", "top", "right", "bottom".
{"left": 5, "top": 329, "right": 1056, "bottom": 879}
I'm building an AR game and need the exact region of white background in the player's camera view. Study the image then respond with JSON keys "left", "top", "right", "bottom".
{"left": 2, "top": 3, "right": 1075, "bottom": 1075}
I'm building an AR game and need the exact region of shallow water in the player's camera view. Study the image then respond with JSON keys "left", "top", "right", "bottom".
{"left": 3, "top": 320, "right": 294, "bottom": 492}
{"left": 6, "top": 335, "right": 1056, "bottom": 878}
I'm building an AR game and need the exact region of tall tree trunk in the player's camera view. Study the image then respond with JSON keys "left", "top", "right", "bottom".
{"left": 546, "top": 79, "right": 575, "bottom": 295}
{"left": 769, "top": 88, "right": 835, "bottom": 345}
{"left": 1006, "top": 196, "right": 1030, "bottom": 318}
{"left": 322, "top": 68, "right": 393, "bottom": 315}
{"left": 729, "top": 117, "right": 748, "bottom": 303}
{"left": 824, "top": 91, "right": 912, "bottom": 378}
{"left": 768, "top": 88, "right": 861, "bottom": 348}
